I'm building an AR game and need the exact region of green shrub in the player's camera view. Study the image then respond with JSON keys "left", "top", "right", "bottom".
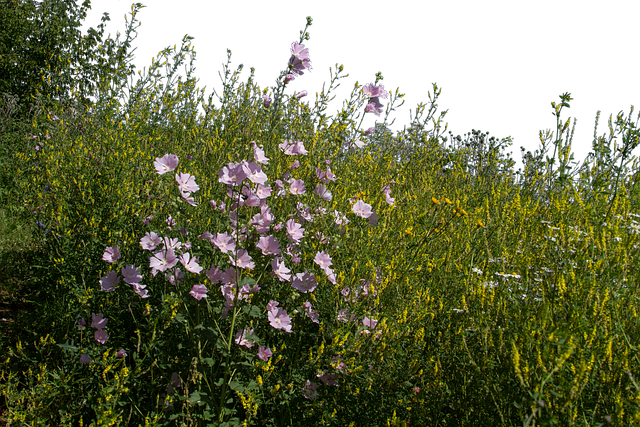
{"left": 2, "top": 5, "right": 640, "bottom": 427}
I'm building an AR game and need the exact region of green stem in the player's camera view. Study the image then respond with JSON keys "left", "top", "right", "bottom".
{"left": 217, "top": 303, "right": 240, "bottom": 423}
{"left": 218, "top": 187, "right": 245, "bottom": 423}
{"left": 290, "top": 327, "right": 303, "bottom": 377}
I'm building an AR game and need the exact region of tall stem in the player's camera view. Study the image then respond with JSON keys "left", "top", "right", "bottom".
{"left": 218, "top": 304, "right": 240, "bottom": 423}
{"left": 218, "top": 184, "right": 245, "bottom": 423}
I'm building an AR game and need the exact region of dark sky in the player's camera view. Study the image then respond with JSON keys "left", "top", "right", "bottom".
{"left": 17, "top": 0, "right": 639, "bottom": 155}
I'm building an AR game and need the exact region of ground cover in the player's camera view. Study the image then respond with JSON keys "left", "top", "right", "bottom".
{"left": 1, "top": 4, "right": 640, "bottom": 426}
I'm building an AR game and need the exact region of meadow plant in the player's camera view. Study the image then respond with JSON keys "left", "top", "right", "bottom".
{"left": 1, "top": 12, "right": 464, "bottom": 421}
{"left": 75, "top": 90, "right": 428, "bottom": 424}
{"left": 2, "top": 4, "right": 640, "bottom": 427}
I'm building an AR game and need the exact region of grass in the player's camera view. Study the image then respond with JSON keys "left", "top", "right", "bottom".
{"left": 0, "top": 84, "right": 640, "bottom": 426}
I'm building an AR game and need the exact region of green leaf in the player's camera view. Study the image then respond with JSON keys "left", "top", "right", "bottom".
{"left": 229, "top": 380, "right": 243, "bottom": 392}
{"left": 188, "top": 391, "right": 202, "bottom": 404}
{"left": 244, "top": 380, "right": 258, "bottom": 391}
{"left": 202, "top": 357, "right": 215, "bottom": 367}
{"left": 57, "top": 343, "right": 78, "bottom": 352}
{"left": 249, "top": 304, "right": 261, "bottom": 318}
{"left": 240, "top": 276, "right": 256, "bottom": 286}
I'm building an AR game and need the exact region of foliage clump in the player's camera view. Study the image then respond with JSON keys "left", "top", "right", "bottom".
{"left": 1, "top": 2, "right": 640, "bottom": 426}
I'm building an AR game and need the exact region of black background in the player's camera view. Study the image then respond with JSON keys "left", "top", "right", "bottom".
{"left": 17, "top": 0, "right": 639, "bottom": 156}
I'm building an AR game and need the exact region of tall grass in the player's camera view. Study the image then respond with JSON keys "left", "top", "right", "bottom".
{"left": 1, "top": 6, "right": 639, "bottom": 426}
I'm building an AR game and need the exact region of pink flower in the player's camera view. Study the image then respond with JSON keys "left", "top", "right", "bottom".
{"left": 91, "top": 313, "right": 108, "bottom": 330}
{"left": 344, "top": 141, "right": 357, "bottom": 152}
{"left": 252, "top": 142, "right": 269, "bottom": 164}
{"left": 255, "top": 184, "right": 272, "bottom": 199}
{"left": 154, "top": 153, "right": 179, "bottom": 175}
{"left": 314, "top": 184, "right": 332, "bottom": 201}
{"left": 121, "top": 265, "right": 142, "bottom": 284}
{"left": 364, "top": 98, "right": 384, "bottom": 117}
{"left": 289, "top": 42, "right": 312, "bottom": 76}
{"left": 116, "top": 349, "right": 127, "bottom": 358}
{"left": 303, "top": 380, "right": 319, "bottom": 400}
{"left": 279, "top": 140, "right": 308, "bottom": 155}
{"left": 100, "top": 271, "right": 119, "bottom": 291}
{"left": 132, "top": 283, "right": 150, "bottom": 298}
{"left": 286, "top": 219, "right": 305, "bottom": 243}
{"left": 302, "top": 301, "right": 319, "bottom": 324}
{"left": 268, "top": 307, "right": 292, "bottom": 332}
{"left": 291, "top": 271, "right": 317, "bottom": 293}
{"left": 80, "top": 354, "right": 91, "bottom": 364}
{"left": 352, "top": 200, "right": 373, "bottom": 218}
{"left": 102, "top": 246, "right": 121, "bottom": 263}
{"left": 166, "top": 268, "right": 185, "bottom": 286}
{"left": 236, "top": 329, "right": 253, "bottom": 348}
{"left": 284, "top": 73, "right": 295, "bottom": 84}
{"left": 170, "top": 372, "right": 182, "bottom": 389}
{"left": 294, "top": 89, "right": 309, "bottom": 99}
{"left": 140, "top": 232, "right": 161, "bottom": 250}
{"left": 175, "top": 172, "right": 200, "bottom": 194}
{"left": 190, "top": 284, "right": 208, "bottom": 301}
{"left": 163, "top": 236, "right": 181, "bottom": 250}
{"left": 262, "top": 95, "right": 272, "bottom": 108}
{"left": 317, "top": 371, "right": 339, "bottom": 386}
{"left": 363, "top": 83, "right": 389, "bottom": 99}
{"left": 212, "top": 232, "right": 235, "bottom": 254}
{"left": 290, "top": 179, "right": 306, "bottom": 195}
{"left": 257, "top": 235, "right": 281, "bottom": 256}
{"left": 362, "top": 316, "right": 379, "bottom": 334}
{"left": 219, "top": 162, "right": 247, "bottom": 186}
{"left": 229, "top": 249, "right": 255, "bottom": 270}
{"left": 245, "top": 162, "right": 268, "bottom": 185}
{"left": 94, "top": 329, "right": 109, "bottom": 344}
{"left": 179, "top": 253, "right": 203, "bottom": 274}
{"left": 337, "top": 309, "right": 356, "bottom": 323}
{"left": 257, "top": 346, "right": 272, "bottom": 361}
{"left": 149, "top": 248, "right": 178, "bottom": 273}
{"left": 267, "top": 300, "right": 280, "bottom": 311}
{"left": 314, "top": 251, "right": 333, "bottom": 270}
{"left": 362, "top": 84, "right": 388, "bottom": 116}
{"left": 271, "top": 258, "right": 291, "bottom": 282}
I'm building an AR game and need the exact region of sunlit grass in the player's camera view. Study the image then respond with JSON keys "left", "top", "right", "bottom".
{"left": 0, "top": 84, "right": 640, "bottom": 426}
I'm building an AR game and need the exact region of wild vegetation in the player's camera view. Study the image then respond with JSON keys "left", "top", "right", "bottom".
{"left": 1, "top": 2, "right": 639, "bottom": 426}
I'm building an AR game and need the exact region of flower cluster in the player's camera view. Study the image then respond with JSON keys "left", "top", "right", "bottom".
{"left": 95, "top": 135, "right": 386, "bottom": 400}
{"left": 363, "top": 83, "right": 389, "bottom": 117}
{"left": 286, "top": 41, "right": 312, "bottom": 83}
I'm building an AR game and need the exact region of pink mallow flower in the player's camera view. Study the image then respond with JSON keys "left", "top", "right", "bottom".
{"left": 229, "top": 249, "right": 255, "bottom": 270}
{"left": 288, "top": 41, "right": 313, "bottom": 77}
{"left": 189, "top": 284, "right": 208, "bottom": 301}
{"left": 313, "top": 251, "right": 333, "bottom": 271}
{"left": 140, "top": 231, "right": 161, "bottom": 250}
{"left": 289, "top": 179, "right": 306, "bottom": 195}
{"left": 91, "top": 313, "right": 108, "bottom": 330}
{"left": 304, "top": 380, "right": 319, "bottom": 400}
{"left": 295, "top": 90, "right": 308, "bottom": 99}
{"left": 252, "top": 141, "right": 269, "bottom": 164}
{"left": 257, "top": 346, "right": 272, "bottom": 361}
{"left": 292, "top": 272, "right": 317, "bottom": 293}
{"left": 271, "top": 258, "right": 292, "bottom": 282}
{"left": 279, "top": 140, "right": 308, "bottom": 155}
{"left": 212, "top": 232, "right": 236, "bottom": 254}
{"left": 149, "top": 248, "right": 178, "bottom": 273}
{"left": 236, "top": 329, "right": 253, "bottom": 348}
{"left": 286, "top": 219, "right": 305, "bottom": 243}
{"left": 121, "top": 265, "right": 142, "bottom": 284}
{"left": 154, "top": 153, "right": 179, "bottom": 175}
{"left": 257, "top": 235, "right": 281, "bottom": 256}
{"left": 100, "top": 271, "right": 119, "bottom": 291}
{"left": 352, "top": 200, "right": 373, "bottom": 218}
{"left": 102, "top": 246, "right": 120, "bottom": 263}
{"left": 302, "top": 301, "right": 319, "bottom": 324}
{"left": 175, "top": 172, "right": 199, "bottom": 194}
{"left": 268, "top": 306, "right": 292, "bottom": 333}
{"left": 179, "top": 252, "right": 203, "bottom": 274}
{"left": 94, "top": 329, "right": 109, "bottom": 344}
